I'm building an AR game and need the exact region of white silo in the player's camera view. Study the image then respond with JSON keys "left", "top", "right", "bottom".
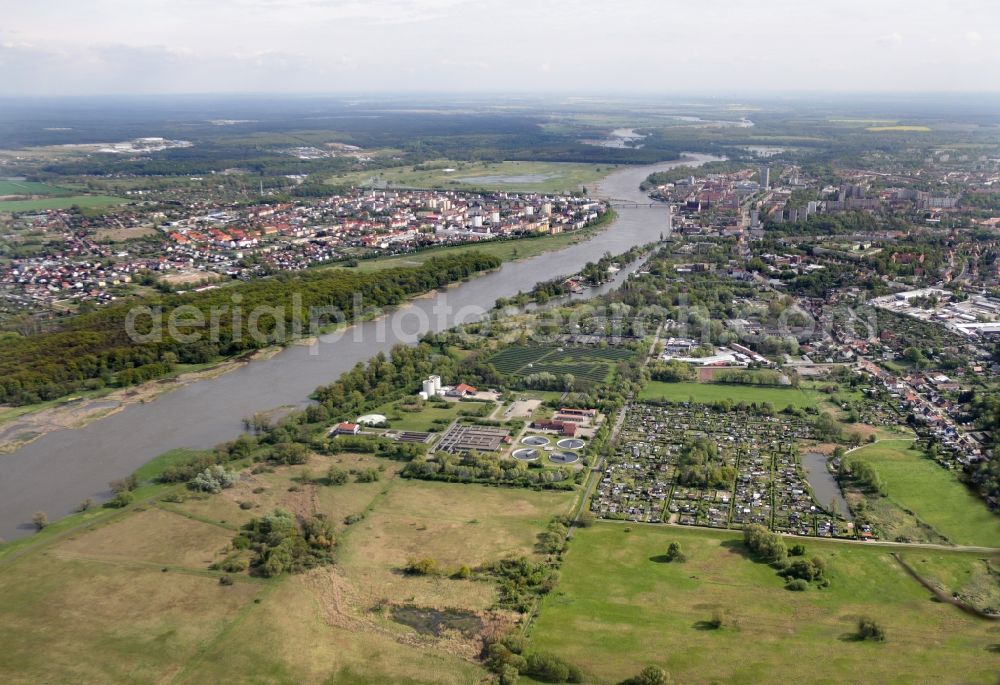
{"left": 429, "top": 375, "right": 442, "bottom": 393}
{"left": 422, "top": 378, "right": 436, "bottom": 397}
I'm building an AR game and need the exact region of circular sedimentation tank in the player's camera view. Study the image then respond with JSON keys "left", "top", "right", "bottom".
{"left": 556, "top": 438, "right": 586, "bottom": 450}
{"left": 512, "top": 448, "right": 540, "bottom": 461}
{"left": 549, "top": 451, "right": 580, "bottom": 464}
{"left": 521, "top": 435, "right": 550, "bottom": 446}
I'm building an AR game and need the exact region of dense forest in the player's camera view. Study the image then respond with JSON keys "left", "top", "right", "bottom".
{"left": 0, "top": 252, "right": 500, "bottom": 405}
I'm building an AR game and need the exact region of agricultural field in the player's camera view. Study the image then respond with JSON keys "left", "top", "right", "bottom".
{"left": 847, "top": 440, "right": 1000, "bottom": 548}
{"left": 0, "top": 180, "right": 75, "bottom": 196}
{"left": 528, "top": 524, "right": 1000, "bottom": 685}
{"left": 488, "top": 345, "right": 634, "bottom": 385}
{"left": 328, "top": 159, "right": 615, "bottom": 193}
{"left": 639, "top": 380, "right": 820, "bottom": 410}
{"left": 0, "top": 194, "right": 127, "bottom": 212}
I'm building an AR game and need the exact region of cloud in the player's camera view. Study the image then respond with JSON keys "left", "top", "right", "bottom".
{"left": 2, "top": 1, "right": 1000, "bottom": 94}
{"left": 879, "top": 32, "right": 904, "bottom": 46}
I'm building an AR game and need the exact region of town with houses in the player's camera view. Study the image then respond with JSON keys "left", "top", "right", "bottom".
{"left": 0, "top": 189, "right": 605, "bottom": 316}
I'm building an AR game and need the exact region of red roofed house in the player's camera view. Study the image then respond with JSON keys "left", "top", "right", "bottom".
{"left": 531, "top": 419, "right": 578, "bottom": 436}
{"left": 448, "top": 383, "right": 477, "bottom": 397}
{"left": 332, "top": 422, "right": 360, "bottom": 436}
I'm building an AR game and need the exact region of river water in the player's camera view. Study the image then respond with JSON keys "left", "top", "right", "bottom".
{"left": 0, "top": 153, "right": 722, "bottom": 540}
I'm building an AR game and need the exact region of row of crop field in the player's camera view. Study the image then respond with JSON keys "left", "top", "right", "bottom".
{"left": 545, "top": 347, "right": 632, "bottom": 363}
{"left": 524, "top": 362, "right": 610, "bottom": 382}
{"left": 488, "top": 346, "right": 554, "bottom": 374}
{"left": 488, "top": 345, "right": 634, "bottom": 378}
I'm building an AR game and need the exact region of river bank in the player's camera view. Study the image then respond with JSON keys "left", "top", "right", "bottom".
{"left": 0, "top": 348, "right": 284, "bottom": 455}
{"left": 0, "top": 214, "right": 617, "bottom": 449}
{"left": 0, "top": 153, "right": 723, "bottom": 541}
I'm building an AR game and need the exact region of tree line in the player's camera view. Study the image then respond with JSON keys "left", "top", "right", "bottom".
{"left": 0, "top": 252, "right": 500, "bottom": 405}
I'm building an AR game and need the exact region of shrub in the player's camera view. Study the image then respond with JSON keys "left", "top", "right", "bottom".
{"left": 76, "top": 498, "right": 95, "bottom": 512}
{"left": 781, "top": 556, "right": 826, "bottom": 583}
{"left": 857, "top": 616, "right": 886, "bottom": 642}
{"left": 789, "top": 543, "right": 806, "bottom": 556}
{"left": 665, "top": 541, "right": 686, "bottom": 563}
{"left": 219, "top": 575, "right": 234, "bottom": 586}
{"left": 618, "top": 665, "right": 670, "bottom": 685}
{"left": 501, "top": 634, "right": 526, "bottom": 655}
{"left": 31, "top": 511, "right": 48, "bottom": 530}
{"left": 404, "top": 558, "right": 438, "bottom": 576}
{"left": 188, "top": 465, "right": 239, "bottom": 494}
{"left": 499, "top": 664, "right": 520, "bottom": 685}
{"left": 743, "top": 523, "right": 786, "bottom": 561}
{"left": 109, "top": 474, "right": 139, "bottom": 493}
{"left": 104, "top": 491, "right": 134, "bottom": 508}
{"left": 353, "top": 468, "right": 380, "bottom": 483}
{"left": 524, "top": 652, "right": 570, "bottom": 683}
{"left": 235, "top": 508, "right": 335, "bottom": 577}
{"left": 786, "top": 578, "right": 809, "bottom": 591}
{"left": 239, "top": 501, "right": 254, "bottom": 510}
{"left": 326, "top": 466, "right": 349, "bottom": 485}
{"left": 216, "top": 556, "right": 248, "bottom": 573}
{"left": 270, "top": 442, "right": 309, "bottom": 465}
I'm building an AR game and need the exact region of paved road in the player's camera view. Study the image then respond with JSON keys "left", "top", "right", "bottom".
{"left": 594, "top": 517, "right": 1000, "bottom": 553}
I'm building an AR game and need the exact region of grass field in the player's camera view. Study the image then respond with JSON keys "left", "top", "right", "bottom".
{"left": 848, "top": 440, "right": 1000, "bottom": 547}
{"left": 372, "top": 399, "right": 467, "bottom": 432}
{"left": 0, "top": 451, "right": 576, "bottom": 684}
{"left": 529, "top": 524, "right": 999, "bottom": 685}
{"left": 866, "top": 125, "right": 932, "bottom": 132}
{"left": 0, "top": 195, "right": 127, "bottom": 212}
{"left": 0, "top": 514, "right": 265, "bottom": 685}
{"left": 333, "top": 217, "right": 611, "bottom": 273}
{"left": 328, "top": 159, "right": 615, "bottom": 193}
{"left": 638, "top": 380, "right": 820, "bottom": 410}
{"left": 173, "top": 572, "right": 482, "bottom": 685}
{"left": 898, "top": 549, "right": 1000, "bottom": 614}
{"left": 0, "top": 180, "right": 74, "bottom": 196}
{"left": 337, "top": 479, "right": 576, "bottom": 610}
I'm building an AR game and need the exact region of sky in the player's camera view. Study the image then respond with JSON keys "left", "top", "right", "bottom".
{"left": 0, "top": 0, "right": 996, "bottom": 95}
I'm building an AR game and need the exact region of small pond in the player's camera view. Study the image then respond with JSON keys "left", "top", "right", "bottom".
{"left": 801, "top": 452, "right": 852, "bottom": 519}
{"left": 391, "top": 605, "right": 483, "bottom": 637}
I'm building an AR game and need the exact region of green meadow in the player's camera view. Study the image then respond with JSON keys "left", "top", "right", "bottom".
{"left": 848, "top": 440, "right": 1000, "bottom": 548}
{"left": 328, "top": 159, "right": 615, "bottom": 193}
{"left": 528, "top": 523, "right": 999, "bottom": 685}
{"left": 638, "top": 380, "right": 820, "bottom": 410}
{"left": 0, "top": 195, "right": 127, "bottom": 212}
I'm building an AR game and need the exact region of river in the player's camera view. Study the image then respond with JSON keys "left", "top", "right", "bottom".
{"left": 0, "top": 153, "right": 722, "bottom": 541}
